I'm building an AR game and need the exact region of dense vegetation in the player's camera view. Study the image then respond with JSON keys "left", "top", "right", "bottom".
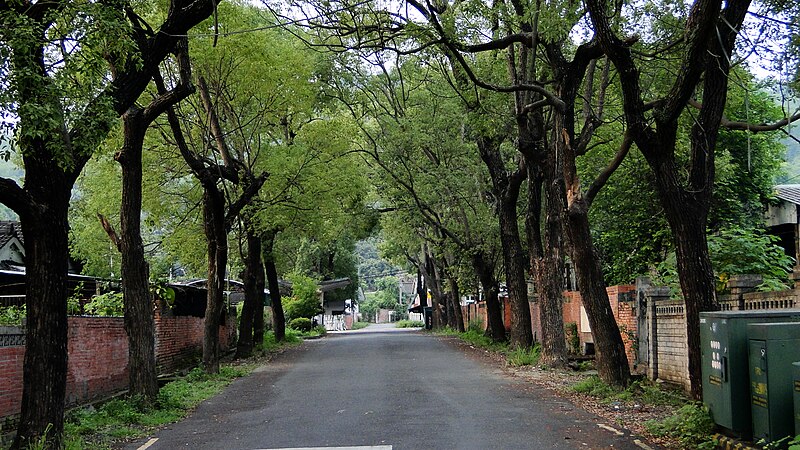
{"left": 0, "top": 0, "right": 797, "bottom": 445}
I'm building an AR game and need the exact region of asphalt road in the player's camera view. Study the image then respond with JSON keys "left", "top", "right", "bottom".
{"left": 128, "top": 324, "right": 653, "bottom": 450}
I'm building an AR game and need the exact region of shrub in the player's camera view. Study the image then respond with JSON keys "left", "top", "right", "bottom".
{"left": 0, "top": 305, "right": 25, "bottom": 325}
{"left": 645, "top": 403, "right": 715, "bottom": 449}
{"left": 564, "top": 322, "right": 580, "bottom": 354}
{"left": 288, "top": 317, "right": 313, "bottom": 332}
{"left": 85, "top": 292, "right": 124, "bottom": 316}
{"left": 283, "top": 272, "right": 322, "bottom": 320}
{"left": 395, "top": 320, "right": 424, "bottom": 328}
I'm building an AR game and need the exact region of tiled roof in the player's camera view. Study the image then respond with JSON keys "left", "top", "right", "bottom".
{"left": 0, "top": 221, "right": 22, "bottom": 249}
{"left": 775, "top": 185, "right": 800, "bottom": 205}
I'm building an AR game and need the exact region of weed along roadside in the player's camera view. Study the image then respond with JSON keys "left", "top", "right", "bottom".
{"left": 1, "top": 328, "right": 321, "bottom": 450}
{"left": 435, "top": 324, "right": 718, "bottom": 449}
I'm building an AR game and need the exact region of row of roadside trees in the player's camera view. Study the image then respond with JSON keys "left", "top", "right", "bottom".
{"left": 277, "top": 0, "right": 799, "bottom": 399}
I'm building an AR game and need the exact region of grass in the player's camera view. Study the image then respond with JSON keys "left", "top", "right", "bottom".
{"left": 64, "top": 366, "right": 249, "bottom": 449}
{"left": 436, "top": 326, "right": 508, "bottom": 352}
{"left": 644, "top": 403, "right": 716, "bottom": 449}
{"left": 505, "top": 345, "right": 541, "bottom": 367}
{"left": 570, "top": 375, "right": 684, "bottom": 407}
{"left": 395, "top": 320, "right": 424, "bottom": 328}
{"left": 350, "top": 321, "right": 369, "bottom": 330}
{"left": 60, "top": 329, "right": 303, "bottom": 449}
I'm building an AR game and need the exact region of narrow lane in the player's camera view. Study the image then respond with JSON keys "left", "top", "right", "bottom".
{"left": 131, "top": 325, "right": 649, "bottom": 450}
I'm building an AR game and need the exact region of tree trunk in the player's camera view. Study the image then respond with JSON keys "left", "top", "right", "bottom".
{"left": 446, "top": 273, "right": 465, "bottom": 332}
{"left": 13, "top": 193, "right": 70, "bottom": 450}
{"left": 263, "top": 231, "right": 285, "bottom": 342}
{"left": 525, "top": 152, "right": 568, "bottom": 367}
{"left": 236, "top": 227, "right": 263, "bottom": 358}
{"left": 471, "top": 252, "right": 505, "bottom": 341}
{"left": 566, "top": 198, "right": 631, "bottom": 386}
{"left": 477, "top": 137, "right": 533, "bottom": 348}
{"left": 117, "top": 109, "right": 158, "bottom": 403}
{"left": 202, "top": 188, "right": 227, "bottom": 374}
{"left": 651, "top": 165, "right": 717, "bottom": 399}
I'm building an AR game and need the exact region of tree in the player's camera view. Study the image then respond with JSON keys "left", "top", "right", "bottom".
{"left": 98, "top": 38, "right": 196, "bottom": 405}
{"left": 0, "top": 0, "right": 218, "bottom": 445}
{"left": 585, "top": 0, "right": 799, "bottom": 398}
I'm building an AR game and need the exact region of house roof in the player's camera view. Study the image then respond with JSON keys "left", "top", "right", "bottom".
{"left": 0, "top": 221, "right": 22, "bottom": 249}
{"left": 775, "top": 185, "right": 800, "bottom": 205}
{"left": 318, "top": 277, "right": 351, "bottom": 293}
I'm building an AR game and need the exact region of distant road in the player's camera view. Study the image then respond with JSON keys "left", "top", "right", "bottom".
{"left": 129, "top": 323, "right": 652, "bottom": 450}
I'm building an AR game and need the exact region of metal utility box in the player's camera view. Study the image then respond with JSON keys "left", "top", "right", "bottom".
{"left": 794, "top": 362, "right": 800, "bottom": 436}
{"left": 747, "top": 322, "right": 800, "bottom": 444}
{"left": 700, "top": 309, "right": 800, "bottom": 438}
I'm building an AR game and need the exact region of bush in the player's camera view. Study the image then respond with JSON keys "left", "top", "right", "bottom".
{"left": 0, "top": 305, "right": 25, "bottom": 325}
{"left": 85, "top": 292, "right": 124, "bottom": 316}
{"left": 283, "top": 272, "right": 322, "bottom": 320}
{"left": 288, "top": 317, "right": 313, "bottom": 332}
{"left": 395, "top": 320, "right": 424, "bottom": 328}
{"left": 645, "top": 403, "right": 715, "bottom": 449}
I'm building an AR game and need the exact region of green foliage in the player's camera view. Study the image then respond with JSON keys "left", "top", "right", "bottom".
{"left": 505, "top": 345, "right": 541, "bottom": 367}
{"left": 571, "top": 376, "right": 684, "bottom": 407}
{"left": 350, "top": 321, "right": 370, "bottom": 330}
{"left": 438, "top": 327, "right": 508, "bottom": 352}
{"left": 283, "top": 272, "right": 321, "bottom": 320}
{"left": 644, "top": 404, "right": 716, "bottom": 449}
{"left": 564, "top": 322, "right": 580, "bottom": 355}
{"left": 261, "top": 329, "right": 303, "bottom": 352}
{"left": 64, "top": 365, "right": 248, "bottom": 447}
{"left": 708, "top": 227, "right": 795, "bottom": 292}
{"left": 288, "top": 317, "right": 313, "bottom": 332}
{"left": 0, "top": 305, "right": 25, "bottom": 325}
{"left": 84, "top": 292, "right": 124, "bottom": 317}
{"left": 395, "top": 320, "right": 424, "bottom": 328}
{"left": 571, "top": 375, "right": 617, "bottom": 398}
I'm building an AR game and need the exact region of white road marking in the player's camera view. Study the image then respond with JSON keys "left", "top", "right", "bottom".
{"left": 597, "top": 423, "right": 625, "bottom": 436}
{"left": 260, "top": 447, "right": 392, "bottom": 450}
{"left": 136, "top": 438, "right": 159, "bottom": 450}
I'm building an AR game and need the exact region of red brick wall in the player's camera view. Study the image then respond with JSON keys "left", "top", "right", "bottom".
{"left": 1, "top": 312, "right": 235, "bottom": 423}
{"left": 65, "top": 317, "right": 129, "bottom": 407}
{"left": 0, "top": 345, "right": 24, "bottom": 428}
{"left": 527, "top": 285, "right": 637, "bottom": 366}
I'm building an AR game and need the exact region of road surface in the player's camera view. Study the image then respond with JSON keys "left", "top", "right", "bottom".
{"left": 129, "top": 324, "right": 653, "bottom": 450}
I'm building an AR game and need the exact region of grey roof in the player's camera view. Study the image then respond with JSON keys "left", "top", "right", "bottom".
{"left": 775, "top": 185, "right": 800, "bottom": 205}
{"left": 0, "top": 221, "right": 22, "bottom": 249}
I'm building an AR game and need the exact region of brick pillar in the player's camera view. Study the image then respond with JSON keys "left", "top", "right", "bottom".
{"left": 728, "top": 274, "right": 762, "bottom": 310}
{"left": 646, "top": 286, "right": 671, "bottom": 380}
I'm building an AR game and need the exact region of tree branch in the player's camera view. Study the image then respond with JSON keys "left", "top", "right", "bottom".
{"left": 585, "top": 129, "right": 633, "bottom": 208}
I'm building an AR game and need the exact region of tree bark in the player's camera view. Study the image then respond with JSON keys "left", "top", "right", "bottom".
{"left": 236, "top": 227, "right": 263, "bottom": 358}
{"left": 445, "top": 270, "right": 465, "bottom": 332}
{"left": 14, "top": 194, "right": 70, "bottom": 450}
{"left": 116, "top": 109, "right": 159, "bottom": 404}
{"left": 525, "top": 151, "right": 568, "bottom": 367}
{"left": 477, "top": 137, "right": 533, "bottom": 348}
{"left": 472, "top": 252, "right": 506, "bottom": 341}
{"left": 584, "top": 0, "right": 751, "bottom": 398}
{"left": 202, "top": 188, "right": 227, "bottom": 374}
{"left": 565, "top": 199, "right": 631, "bottom": 386}
{"left": 263, "top": 231, "right": 286, "bottom": 342}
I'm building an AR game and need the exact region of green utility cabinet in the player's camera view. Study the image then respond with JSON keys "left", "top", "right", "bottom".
{"left": 700, "top": 309, "right": 800, "bottom": 438}
{"left": 747, "top": 322, "right": 800, "bottom": 444}
{"left": 794, "top": 362, "right": 800, "bottom": 436}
